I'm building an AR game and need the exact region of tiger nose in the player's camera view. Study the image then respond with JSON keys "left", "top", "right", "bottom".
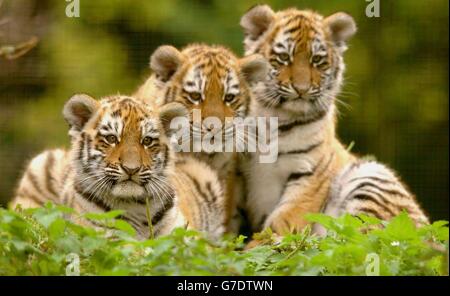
{"left": 292, "top": 83, "right": 310, "bottom": 96}
{"left": 121, "top": 164, "right": 140, "bottom": 176}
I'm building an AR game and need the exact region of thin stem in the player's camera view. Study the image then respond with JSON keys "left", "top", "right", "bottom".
{"left": 145, "top": 197, "right": 154, "bottom": 240}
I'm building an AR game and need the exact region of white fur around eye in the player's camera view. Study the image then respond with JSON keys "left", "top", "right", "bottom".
{"left": 223, "top": 71, "right": 240, "bottom": 99}
{"left": 183, "top": 81, "right": 198, "bottom": 93}
{"left": 184, "top": 67, "right": 204, "bottom": 92}
{"left": 140, "top": 118, "right": 159, "bottom": 139}
{"left": 98, "top": 113, "right": 123, "bottom": 139}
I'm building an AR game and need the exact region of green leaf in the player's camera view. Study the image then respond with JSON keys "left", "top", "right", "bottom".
{"left": 83, "top": 210, "right": 124, "bottom": 221}
{"left": 384, "top": 212, "right": 419, "bottom": 241}
{"left": 48, "top": 218, "right": 66, "bottom": 239}
{"left": 113, "top": 220, "right": 136, "bottom": 236}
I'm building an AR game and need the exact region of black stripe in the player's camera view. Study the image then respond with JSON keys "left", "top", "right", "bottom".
{"left": 162, "top": 145, "right": 170, "bottom": 169}
{"left": 44, "top": 152, "right": 58, "bottom": 198}
{"left": 26, "top": 170, "right": 43, "bottom": 195}
{"left": 192, "top": 177, "right": 209, "bottom": 201}
{"left": 151, "top": 197, "right": 174, "bottom": 226}
{"left": 278, "top": 110, "right": 327, "bottom": 133}
{"left": 85, "top": 135, "right": 93, "bottom": 160}
{"left": 75, "top": 186, "right": 111, "bottom": 212}
{"left": 310, "top": 152, "right": 336, "bottom": 196}
{"left": 284, "top": 14, "right": 306, "bottom": 27}
{"left": 283, "top": 152, "right": 334, "bottom": 199}
{"left": 243, "top": 94, "right": 250, "bottom": 116}
{"left": 287, "top": 171, "right": 314, "bottom": 182}
{"left": 279, "top": 141, "right": 322, "bottom": 155}
{"left": 253, "top": 43, "right": 264, "bottom": 54}
{"left": 352, "top": 194, "right": 397, "bottom": 217}
{"left": 78, "top": 133, "right": 85, "bottom": 167}
{"left": 283, "top": 24, "right": 302, "bottom": 35}
{"left": 120, "top": 214, "right": 143, "bottom": 230}
{"left": 348, "top": 175, "right": 396, "bottom": 185}
{"left": 351, "top": 187, "right": 392, "bottom": 207}
{"left": 347, "top": 181, "right": 408, "bottom": 200}
{"left": 205, "top": 182, "right": 217, "bottom": 203}
{"left": 111, "top": 110, "right": 121, "bottom": 118}
{"left": 317, "top": 152, "right": 335, "bottom": 176}
{"left": 189, "top": 177, "right": 209, "bottom": 229}
{"left": 20, "top": 188, "right": 45, "bottom": 206}
{"left": 114, "top": 197, "right": 146, "bottom": 205}
{"left": 169, "top": 85, "right": 178, "bottom": 103}
{"left": 163, "top": 87, "right": 171, "bottom": 104}
{"left": 356, "top": 207, "right": 385, "bottom": 220}
{"left": 61, "top": 167, "right": 70, "bottom": 185}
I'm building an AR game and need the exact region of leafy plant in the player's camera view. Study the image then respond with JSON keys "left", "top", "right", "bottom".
{"left": 0, "top": 203, "right": 447, "bottom": 276}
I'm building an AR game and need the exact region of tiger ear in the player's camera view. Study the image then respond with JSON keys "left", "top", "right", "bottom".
{"left": 239, "top": 54, "right": 269, "bottom": 85}
{"left": 240, "top": 5, "right": 275, "bottom": 52}
{"left": 324, "top": 12, "right": 357, "bottom": 47}
{"left": 63, "top": 94, "right": 99, "bottom": 131}
{"left": 150, "top": 45, "right": 183, "bottom": 82}
{"left": 158, "top": 102, "right": 189, "bottom": 136}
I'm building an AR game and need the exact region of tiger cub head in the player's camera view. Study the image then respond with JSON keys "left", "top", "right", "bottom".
{"left": 240, "top": 5, "right": 356, "bottom": 116}
{"left": 146, "top": 44, "right": 269, "bottom": 152}
{"left": 63, "top": 94, "right": 187, "bottom": 203}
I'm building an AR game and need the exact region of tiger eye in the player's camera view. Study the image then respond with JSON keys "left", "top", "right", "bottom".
{"left": 105, "top": 135, "right": 118, "bottom": 145}
{"left": 224, "top": 94, "right": 235, "bottom": 103}
{"left": 142, "top": 136, "right": 153, "bottom": 146}
{"left": 278, "top": 53, "right": 290, "bottom": 62}
{"left": 270, "top": 60, "right": 279, "bottom": 67}
{"left": 189, "top": 92, "right": 202, "bottom": 102}
{"left": 312, "top": 55, "right": 322, "bottom": 64}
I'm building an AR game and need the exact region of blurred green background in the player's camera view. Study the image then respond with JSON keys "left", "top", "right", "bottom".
{"left": 0, "top": 0, "right": 448, "bottom": 220}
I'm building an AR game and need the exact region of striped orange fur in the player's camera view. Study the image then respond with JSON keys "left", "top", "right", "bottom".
{"left": 11, "top": 94, "right": 227, "bottom": 240}
{"left": 134, "top": 44, "right": 269, "bottom": 233}
{"left": 240, "top": 5, "right": 429, "bottom": 235}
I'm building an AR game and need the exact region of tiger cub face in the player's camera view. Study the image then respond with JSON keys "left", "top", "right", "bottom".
{"left": 148, "top": 44, "right": 269, "bottom": 152}
{"left": 240, "top": 5, "right": 357, "bottom": 116}
{"left": 63, "top": 94, "right": 186, "bottom": 203}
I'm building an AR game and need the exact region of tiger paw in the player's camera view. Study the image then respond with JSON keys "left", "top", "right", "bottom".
{"left": 264, "top": 209, "right": 308, "bottom": 235}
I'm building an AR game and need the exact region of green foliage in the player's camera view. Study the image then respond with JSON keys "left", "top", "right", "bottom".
{"left": 1, "top": 204, "right": 447, "bottom": 276}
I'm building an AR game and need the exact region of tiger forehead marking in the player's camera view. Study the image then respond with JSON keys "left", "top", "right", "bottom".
{"left": 96, "top": 97, "right": 159, "bottom": 139}
{"left": 182, "top": 64, "right": 240, "bottom": 103}
{"left": 180, "top": 46, "right": 241, "bottom": 101}
{"left": 250, "top": 10, "right": 326, "bottom": 55}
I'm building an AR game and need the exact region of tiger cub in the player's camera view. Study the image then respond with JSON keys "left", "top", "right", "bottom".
{"left": 134, "top": 44, "right": 269, "bottom": 233}
{"left": 11, "top": 94, "right": 227, "bottom": 239}
{"left": 239, "top": 5, "right": 429, "bottom": 234}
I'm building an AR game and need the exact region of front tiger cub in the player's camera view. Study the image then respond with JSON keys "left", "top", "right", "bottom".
{"left": 135, "top": 44, "right": 269, "bottom": 233}
{"left": 240, "top": 5, "right": 429, "bottom": 235}
{"left": 11, "top": 94, "right": 227, "bottom": 240}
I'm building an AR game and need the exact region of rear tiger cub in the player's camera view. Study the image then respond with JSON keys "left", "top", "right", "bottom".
{"left": 135, "top": 44, "right": 269, "bottom": 233}
{"left": 240, "top": 5, "right": 429, "bottom": 235}
{"left": 11, "top": 94, "right": 227, "bottom": 240}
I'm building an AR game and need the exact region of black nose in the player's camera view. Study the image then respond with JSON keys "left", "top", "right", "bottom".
{"left": 121, "top": 165, "right": 140, "bottom": 176}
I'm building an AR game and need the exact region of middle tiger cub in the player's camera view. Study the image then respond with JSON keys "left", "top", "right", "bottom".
{"left": 135, "top": 44, "right": 269, "bottom": 232}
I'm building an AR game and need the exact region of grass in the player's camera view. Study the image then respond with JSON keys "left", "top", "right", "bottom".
{"left": 0, "top": 203, "right": 448, "bottom": 276}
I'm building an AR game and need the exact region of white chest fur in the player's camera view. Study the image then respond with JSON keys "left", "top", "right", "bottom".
{"left": 244, "top": 104, "right": 333, "bottom": 229}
